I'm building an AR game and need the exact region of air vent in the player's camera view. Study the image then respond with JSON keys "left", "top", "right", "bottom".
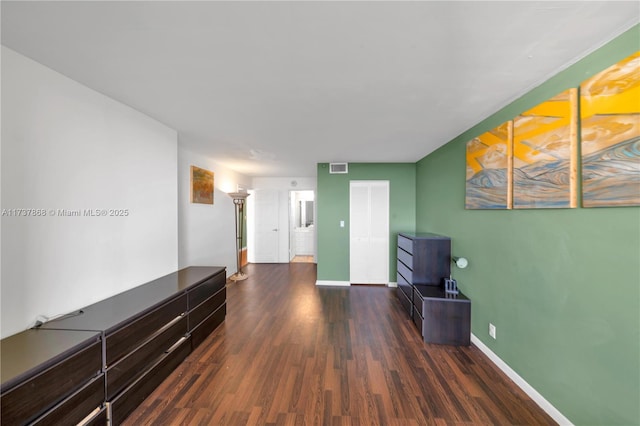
{"left": 329, "top": 163, "right": 348, "bottom": 174}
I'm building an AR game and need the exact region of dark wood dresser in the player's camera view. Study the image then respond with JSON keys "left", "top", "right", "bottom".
{"left": 396, "top": 232, "right": 471, "bottom": 346}
{"left": 0, "top": 329, "right": 104, "bottom": 425}
{"left": 413, "top": 285, "right": 471, "bottom": 346}
{"left": 1, "top": 266, "right": 226, "bottom": 426}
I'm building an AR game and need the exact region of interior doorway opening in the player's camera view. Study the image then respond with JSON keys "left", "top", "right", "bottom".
{"left": 289, "top": 190, "right": 315, "bottom": 263}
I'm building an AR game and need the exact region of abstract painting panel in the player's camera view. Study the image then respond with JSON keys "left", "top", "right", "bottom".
{"left": 190, "top": 166, "right": 214, "bottom": 204}
{"left": 465, "top": 121, "right": 513, "bottom": 209}
{"left": 580, "top": 51, "right": 640, "bottom": 207}
{"left": 513, "top": 88, "right": 578, "bottom": 208}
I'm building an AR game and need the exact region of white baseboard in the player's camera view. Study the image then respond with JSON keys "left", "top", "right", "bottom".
{"left": 315, "top": 280, "right": 350, "bottom": 287}
{"left": 470, "top": 334, "right": 573, "bottom": 426}
{"left": 388, "top": 281, "right": 398, "bottom": 288}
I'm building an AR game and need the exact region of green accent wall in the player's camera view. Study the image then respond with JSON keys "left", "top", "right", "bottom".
{"left": 317, "top": 163, "right": 416, "bottom": 282}
{"left": 415, "top": 25, "right": 639, "bottom": 425}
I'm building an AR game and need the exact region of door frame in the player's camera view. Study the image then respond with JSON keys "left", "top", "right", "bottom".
{"left": 247, "top": 189, "right": 280, "bottom": 263}
{"left": 349, "top": 180, "right": 389, "bottom": 285}
{"left": 289, "top": 190, "right": 316, "bottom": 263}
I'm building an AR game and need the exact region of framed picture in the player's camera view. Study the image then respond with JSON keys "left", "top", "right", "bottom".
{"left": 580, "top": 51, "right": 640, "bottom": 207}
{"left": 190, "top": 165, "right": 214, "bottom": 204}
{"left": 513, "top": 88, "right": 578, "bottom": 208}
{"left": 465, "top": 121, "right": 513, "bottom": 209}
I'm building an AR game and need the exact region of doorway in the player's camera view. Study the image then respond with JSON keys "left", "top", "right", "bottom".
{"left": 251, "top": 189, "right": 280, "bottom": 263}
{"left": 289, "top": 190, "right": 315, "bottom": 263}
{"left": 349, "top": 180, "right": 389, "bottom": 284}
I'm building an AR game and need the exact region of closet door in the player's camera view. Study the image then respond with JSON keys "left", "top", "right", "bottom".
{"left": 349, "top": 181, "right": 389, "bottom": 284}
{"left": 253, "top": 189, "right": 280, "bottom": 262}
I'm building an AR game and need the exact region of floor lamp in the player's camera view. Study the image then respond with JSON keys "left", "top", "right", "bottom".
{"left": 228, "top": 191, "right": 250, "bottom": 281}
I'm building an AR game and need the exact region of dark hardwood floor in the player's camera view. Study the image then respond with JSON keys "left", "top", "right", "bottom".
{"left": 123, "top": 263, "right": 555, "bottom": 425}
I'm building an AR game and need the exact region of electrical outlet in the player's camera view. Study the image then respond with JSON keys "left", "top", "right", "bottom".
{"left": 489, "top": 323, "right": 497, "bottom": 339}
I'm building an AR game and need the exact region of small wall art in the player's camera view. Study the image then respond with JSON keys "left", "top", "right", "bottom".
{"left": 465, "top": 121, "right": 513, "bottom": 209}
{"left": 580, "top": 51, "right": 640, "bottom": 207}
{"left": 512, "top": 88, "right": 578, "bottom": 209}
{"left": 190, "top": 165, "right": 214, "bottom": 204}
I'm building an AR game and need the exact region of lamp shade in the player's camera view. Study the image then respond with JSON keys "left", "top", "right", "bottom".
{"left": 452, "top": 257, "right": 468, "bottom": 269}
{"left": 228, "top": 192, "right": 250, "bottom": 202}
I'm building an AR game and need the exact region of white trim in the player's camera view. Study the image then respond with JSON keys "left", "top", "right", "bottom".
{"left": 471, "top": 334, "right": 574, "bottom": 426}
{"left": 388, "top": 281, "right": 398, "bottom": 288}
{"left": 315, "top": 280, "right": 351, "bottom": 287}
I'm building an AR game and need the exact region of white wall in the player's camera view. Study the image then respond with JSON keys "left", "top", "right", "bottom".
{"left": 249, "top": 177, "right": 316, "bottom": 263}
{"left": 178, "top": 147, "right": 251, "bottom": 275}
{"left": 1, "top": 47, "right": 179, "bottom": 338}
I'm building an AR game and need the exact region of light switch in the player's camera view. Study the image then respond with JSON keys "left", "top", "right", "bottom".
{"left": 340, "top": 220, "right": 345, "bottom": 227}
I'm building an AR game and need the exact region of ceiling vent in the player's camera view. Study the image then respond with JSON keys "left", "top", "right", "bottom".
{"left": 329, "top": 163, "right": 348, "bottom": 174}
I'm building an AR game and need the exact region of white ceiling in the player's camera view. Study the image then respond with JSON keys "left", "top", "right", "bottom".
{"left": 2, "top": 1, "right": 638, "bottom": 177}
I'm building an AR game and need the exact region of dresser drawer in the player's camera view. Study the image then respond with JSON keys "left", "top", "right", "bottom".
{"left": 413, "top": 286, "right": 424, "bottom": 317}
{"left": 188, "top": 272, "right": 226, "bottom": 310}
{"left": 190, "top": 287, "right": 226, "bottom": 331}
{"left": 109, "top": 336, "right": 191, "bottom": 426}
{"left": 32, "top": 375, "right": 104, "bottom": 426}
{"left": 397, "top": 260, "right": 413, "bottom": 284}
{"left": 412, "top": 309, "right": 424, "bottom": 337}
{"left": 1, "top": 339, "right": 102, "bottom": 425}
{"left": 191, "top": 303, "right": 226, "bottom": 350}
{"left": 83, "top": 406, "right": 108, "bottom": 426}
{"left": 106, "top": 315, "right": 187, "bottom": 399}
{"left": 106, "top": 294, "right": 187, "bottom": 366}
{"left": 398, "top": 235, "right": 413, "bottom": 254}
{"left": 397, "top": 247, "right": 413, "bottom": 269}
{"left": 396, "top": 287, "right": 412, "bottom": 317}
{"left": 397, "top": 273, "right": 412, "bottom": 299}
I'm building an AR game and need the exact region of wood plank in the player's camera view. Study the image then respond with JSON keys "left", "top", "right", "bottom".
{"left": 122, "top": 263, "right": 557, "bottom": 426}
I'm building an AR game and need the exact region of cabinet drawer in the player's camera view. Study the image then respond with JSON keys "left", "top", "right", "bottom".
{"left": 191, "top": 303, "right": 226, "bottom": 350}
{"left": 106, "top": 294, "right": 187, "bottom": 366}
{"left": 414, "top": 300, "right": 424, "bottom": 318}
{"left": 109, "top": 336, "right": 191, "bottom": 426}
{"left": 188, "top": 273, "right": 226, "bottom": 310}
{"left": 397, "top": 247, "right": 413, "bottom": 270}
{"left": 396, "top": 287, "right": 412, "bottom": 317}
{"left": 1, "top": 340, "right": 102, "bottom": 425}
{"left": 82, "top": 406, "right": 108, "bottom": 426}
{"left": 190, "top": 287, "right": 226, "bottom": 331}
{"left": 32, "top": 375, "right": 104, "bottom": 426}
{"left": 412, "top": 310, "right": 424, "bottom": 337}
{"left": 397, "top": 260, "right": 413, "bottom": 284}
{"left": 397, "top": 274, "right": 412, "bottom": 299}
{"left": 106, "top": 315, "right": 187, "bottom": 399}
{"left": 398, "top": 235, "right": 413, "bottom": 254}
{"left": 413, "top": 287, "right": 425, "bottom": 317}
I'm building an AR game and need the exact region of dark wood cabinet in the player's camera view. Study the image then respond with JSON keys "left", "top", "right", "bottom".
{"left": 187, "top": 271, "right": 227, "bottom": 351}
{"left": 396, "top": 233, "right": 471, "bottom": 346}
{"left": 0, "top": 329, "right": 103, "bottom": 425}
{"left": 1, "top": 266, "right": 227, "bottom": 426}
{"left": 413, "top": 285, "right": 471, "bottom": 346}
{"left": 397, "top": 232, "right": 451, "bottom": 285}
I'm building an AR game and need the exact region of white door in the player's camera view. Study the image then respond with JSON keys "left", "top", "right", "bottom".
{"left": 253, "top": 189, "right": 280, "bottom": 262}
{"left": 350, "top": 181, "right": 389, "bottom": 284}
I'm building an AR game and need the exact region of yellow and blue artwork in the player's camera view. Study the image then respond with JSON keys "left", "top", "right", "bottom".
{"left": 465, "top": 121, "right": 513, "bottom": 209}
{"left": 513, "top": 88, "right": 578, "bottom": 208}
{"left": 580, "top": 51, "right": 640, "bottom": 207}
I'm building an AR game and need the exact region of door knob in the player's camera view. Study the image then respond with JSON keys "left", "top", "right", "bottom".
{"left": 272, "top": 229, "right": 278, "bottom": 231}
